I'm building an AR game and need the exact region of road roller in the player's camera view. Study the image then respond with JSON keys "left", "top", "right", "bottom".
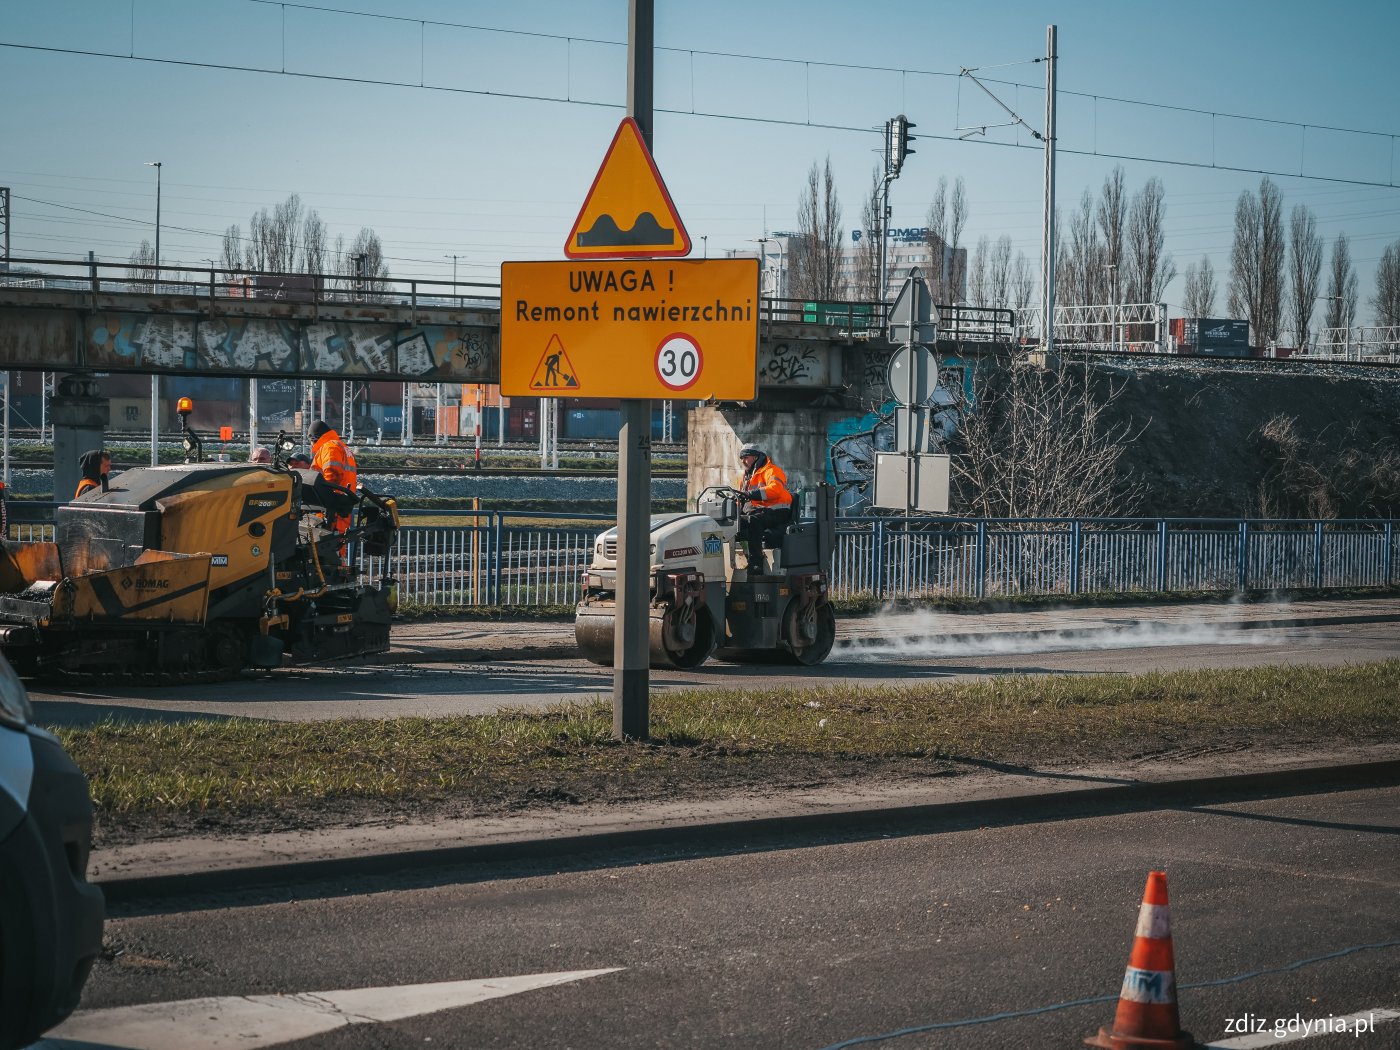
{"left": 575, "top": 483, "right": 836, "bottom": 668}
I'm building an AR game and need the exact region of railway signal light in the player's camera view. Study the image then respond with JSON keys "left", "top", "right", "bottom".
{"left": 887, "top": 114, "right": 916, "bottom": 176}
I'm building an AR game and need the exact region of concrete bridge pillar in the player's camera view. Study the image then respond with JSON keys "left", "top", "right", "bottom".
{"left": 51, "top": 374, "right": 110, "bottom": 501}
{"left": 687, "top": 404, "right": 855, "bottom": 510}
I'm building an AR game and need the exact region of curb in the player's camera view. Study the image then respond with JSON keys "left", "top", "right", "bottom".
{"left": 377, "top": 611, "right": 1400, "bottom": 666}
{"left": 95, "top": 758, "right": 1400, "bottom": 908}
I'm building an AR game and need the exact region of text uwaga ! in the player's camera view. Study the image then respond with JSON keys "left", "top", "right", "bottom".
{"left": 514, "top": 267, "right": 753, "bottom": 325}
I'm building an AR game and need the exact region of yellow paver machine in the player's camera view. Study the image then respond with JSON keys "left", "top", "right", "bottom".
{"left": 0, "top": 432, "right": 398, "bottom": 682}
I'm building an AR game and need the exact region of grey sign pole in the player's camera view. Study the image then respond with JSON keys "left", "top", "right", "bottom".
{"left": 614, "top": 0, "right": 653, "bottom": 740}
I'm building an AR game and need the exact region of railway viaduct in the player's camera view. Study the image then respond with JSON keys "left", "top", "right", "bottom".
{"left": 0, "top": 260, "right": 1016, "bottom": 502}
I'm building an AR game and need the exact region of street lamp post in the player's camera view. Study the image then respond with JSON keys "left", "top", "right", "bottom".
{"left": 1103, "top": 263, "right": 1119, "bottom": 350}
{"left": 753, "top": 236, "right": 769, "bottom": 295}
{"left": 443, "top": 253, "right": 460, "bottom": 307}
{"left": 146, "top": 161, "right": 162, "bottom": 466}
{"left": 442, "top": 254, "right": 462, "bottom": 448}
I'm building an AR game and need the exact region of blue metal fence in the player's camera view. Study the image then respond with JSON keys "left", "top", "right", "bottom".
{"left": 382, "top": 513, "right": 1397, "bottom": 607}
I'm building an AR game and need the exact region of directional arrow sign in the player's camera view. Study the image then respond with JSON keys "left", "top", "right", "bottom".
{"left": 41, "top": 969, "right": 624, "bottom": 1049}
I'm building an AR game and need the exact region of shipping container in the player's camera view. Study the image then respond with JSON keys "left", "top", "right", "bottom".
{"left": 562, "top": 408, "right": 619, "bottom": 441}
{"left": 509, "top": 404, "right": 538, "bottom": 440}
{"left": 1176, "top": 317, "right": 1250, "bottom": 354}
{"left": 253, "top": 274, "right": 322, "bottom": 303}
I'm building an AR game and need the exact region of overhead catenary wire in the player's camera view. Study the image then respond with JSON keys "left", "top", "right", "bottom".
{"left": 3, "top": 6, "right": 1398, "bottom": 282}
{"left": 1, "top": 39, "right": 1395, "bottom": 192}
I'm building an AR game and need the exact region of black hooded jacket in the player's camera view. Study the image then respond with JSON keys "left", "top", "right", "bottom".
{"left": 76, "top": 450, "right": 107, "bottom": 497}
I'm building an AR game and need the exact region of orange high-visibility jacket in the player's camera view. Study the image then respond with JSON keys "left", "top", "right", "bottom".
{"left": 740, "top": 460, "right": 792, "bottom": 509}
{"left": 311, "top": 428, "right": 358, "bottom": 493}
{"left": 311, "top": 427, "right": 358, "bottom": 532}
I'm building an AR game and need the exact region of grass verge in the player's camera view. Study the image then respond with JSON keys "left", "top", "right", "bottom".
{"left": 54, "top": 660, "right": 1399, "bottom": 842}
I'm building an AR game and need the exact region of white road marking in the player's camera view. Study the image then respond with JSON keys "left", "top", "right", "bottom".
{"left": 1203, "top": 1005, "right": 1400, "bottom": 1048}
{"left": 35, "top": 968, "right": 623, "bottom": 1050}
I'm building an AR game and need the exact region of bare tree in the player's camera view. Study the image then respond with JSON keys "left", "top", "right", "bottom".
{"left": 1232, "top": 179, "right": 1282, "bottom": 345}
{"left": 302, "top": 209, "right": 329, "bottom": 276}
{"left": 951, "top": 359, "right": 1141, "bottom": 518}
{"left": 1181, "top": 256, "right": 1216, "bottom": 317}
{"left": 852, "top": 167, "right": 883, "bottom": 301}
{"left": 967, "top": 235, "right": 990, "bottom": 306}
{"left": 245, "top": 207, "right": 272, "bottom": 272}
{"left": 339, "top": 227, "right": 391, "bottom": 298}
{"left": 924, "top": 177, "right": 949, "bottom": 302}
{"left": 1228, "top": 190, "right": 1258, "bottom": 322}
{"left": 1325, "top": 233, "right": 1359, "bottom": 330}
{"left": 1229, "top": 178, "right": 1285, "bottom": 345}
{"left": 219, "top": 225, "right": 243, "bottom": 277}
{"left": 1097, "top": 166, "right": 1128, "bottom": 305}
{"left": 267, "top": 194, "right": 303, "bottom": 273}
{"left": 1373, "top": 239, "right": 1400, "bottom": 327}
{"left": 947, "top": 177, "right": 968, "bottom": 301}
{"left": 126, "top": 240, "right": 156, "bottom": 289}
{"left": 1258, "top": 179, "right": 1286, "bottom": 342}
{"left": 790, "top": 156, "right": 844, "bottom": 301}
{"left": 1010, "top": 251, "right": 1036, "bottom": 315}
{"left": 1125, "top": 176, "right": 1175, "bottom": 303}
{"left": 1061, "top": 188, "right": 1102, "bottom": 307}
{"left": 987, "top": 235, "right": 1013, "bottom": 309}
{"left": 1286, "top": 204, "right": 1323, "bottom": 349}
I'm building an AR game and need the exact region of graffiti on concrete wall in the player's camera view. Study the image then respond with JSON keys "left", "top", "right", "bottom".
{"left": 84, "top": 312, "right": 498, "bottom": 381}
{"left": 861, "top": 349, "right": 893, "bottom": 394}
{"left": 827, "top": 407, "right": 897, "bottom": 514}
{"left": 826, "top": 358, "right": 969, "bottom": 513}
{"left": 758, "top": 342, "right": 832, "bottom": 386}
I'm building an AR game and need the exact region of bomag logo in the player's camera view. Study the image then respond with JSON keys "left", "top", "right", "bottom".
{"left": 121, "top": 576, "right": 170, "bottom": 591}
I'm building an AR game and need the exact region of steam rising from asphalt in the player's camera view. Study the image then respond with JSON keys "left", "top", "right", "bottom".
{"left": 837, "top": 610, "right": 1287, "bottom": 662}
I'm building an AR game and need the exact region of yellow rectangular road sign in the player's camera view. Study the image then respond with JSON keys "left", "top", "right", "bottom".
{"left": 500, "top": 258, "right": 759, "bottom": 400}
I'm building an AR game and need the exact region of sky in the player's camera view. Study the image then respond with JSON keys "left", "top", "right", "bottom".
{"left": 3, "top": 0, "right": 1398, "bottom": 328}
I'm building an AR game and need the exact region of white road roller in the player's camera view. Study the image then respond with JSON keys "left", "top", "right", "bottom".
{"left": 574, "top": 484, "right": 837, "bottom": 668}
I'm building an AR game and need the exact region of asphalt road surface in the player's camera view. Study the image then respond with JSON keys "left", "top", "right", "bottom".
{"left": 39, "top": 784, "right": 1400, "bottom": 1049}
{"left": 27, "top": 620, "right": 1400, "bottom": 725}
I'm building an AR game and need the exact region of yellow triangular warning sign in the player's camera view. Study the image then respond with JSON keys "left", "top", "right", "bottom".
{"left": 528, "top": 334, "right": 583, "bottom": 391}
{"left": 564, "top": 117, "right": 691, "bottom": 259}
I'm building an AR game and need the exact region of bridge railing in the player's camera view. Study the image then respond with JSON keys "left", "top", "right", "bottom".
{"left": 6, "top": 257, "right": 1024, "bottom": 344}
{"left": 0, "top": 256, "right": 501, "bottom": 312}
{"left": 763, "top": 297, "right": 1017, "bottom": 342}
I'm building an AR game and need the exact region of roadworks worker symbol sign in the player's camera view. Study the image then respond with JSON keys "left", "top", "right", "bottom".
{"left": 528, "top": 334, "right": 582, "bottom": 391}
{"left": 564, "top": 117, "right": 691, "bottom": 259}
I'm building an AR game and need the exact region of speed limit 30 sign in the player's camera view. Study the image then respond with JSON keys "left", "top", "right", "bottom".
{"left": 655, "top": 334, "right": 702, "bottom": 391}
{"left": 500, "top": 258, "right": 758, "bottom": 400}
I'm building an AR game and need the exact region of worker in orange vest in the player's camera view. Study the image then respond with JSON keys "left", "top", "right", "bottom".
{"left": 308, "top": 420, "right": 358, "bottom": 532}
{"left": 736, "top": 443, "right": 793, "bottom": 566}
{"left": 75, "top": 450, "right": 111, "bottom": 498}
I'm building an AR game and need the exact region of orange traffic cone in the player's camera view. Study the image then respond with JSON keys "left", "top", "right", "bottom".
{"left": 1085, "top": 871, "right": 1196, "bottom": 1049}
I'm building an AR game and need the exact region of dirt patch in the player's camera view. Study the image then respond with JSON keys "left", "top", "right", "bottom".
{"left": 87, "top": 729, "right": 1380, "bottom": 850}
